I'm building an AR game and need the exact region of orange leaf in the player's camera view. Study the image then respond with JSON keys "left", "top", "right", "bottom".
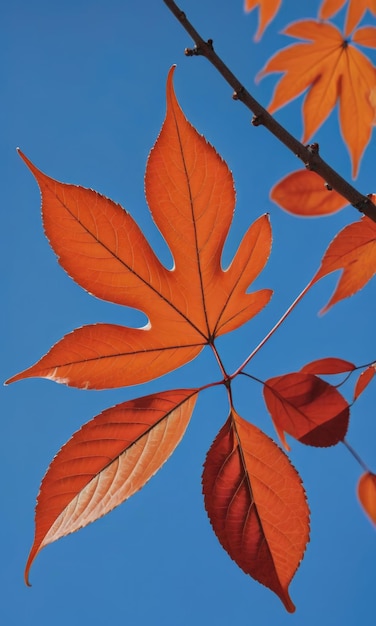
{"left": 271, "top": 169, "right": 348, "bottom": 216}
{"left": 357, "top": 471, "right": 376, "bottom": 525}
{"left": 244, "top": 0, "right": 282, "bottom": 41}
{"left": 7, "top": 67, "right": 272, "bottom": 389}
{"left": 319, "top": 0, "right": 376, "bottom": 37}
{"left": 257, "top": 20, "right": 376, "bottom": 177}
{"left": 263, "top": 372, "right": 349, "bottom": 449}
{"left": 202, "top": 410, "right": 309, "bottom": 612}
{"left": 300, "top": 357, "right": 355, "bottom": 375}
{"left": 354, "top": 364, "right": 376, "bottom": 400}
{"left": 24, "top": 388, "right": 198, "bottom": 585}
{"left": 313, "top": 216, "right": 376, "bottom": 313}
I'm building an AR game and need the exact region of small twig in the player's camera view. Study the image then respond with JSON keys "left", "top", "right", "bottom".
{"left": 163, "top": 0, "right": 376, "bottom": 224}
{"left": 230, "top": 280, "right": 313, "bottom": 378}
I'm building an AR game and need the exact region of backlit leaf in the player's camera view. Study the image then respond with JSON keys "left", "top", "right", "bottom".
{"left": 300, "top": 357, "right": 355, "bottom": 375}
{"left": 263, "top": 372, "right": 350, "bottom": 449}
{"left": 357, "top": 471, "right": 376, "bottom": 524}
{"left": 271, "top": 169, "right": 348, "bottom": 216}
{"left": 202, "top": 409, "right": 309, "bottom": 613}
{"left": 354, "top": 365, "right": 375, "bottom": 400}
{"left": 319, "top": 0, "right": 376, "bottom": 37}
{"left": 6, "top": 67, "right": 272, "bottom": 390}
{"left": 257, "top": 20, "right": 376, "bottom": 177}
{"left": 244, "top": 0, "right": 282, "bottom": 41}
{"left": 25, "top": 388, "right": 198, "bottom": 584}
{"left": 313, "top": 216, "right": 376, "bottom": 313}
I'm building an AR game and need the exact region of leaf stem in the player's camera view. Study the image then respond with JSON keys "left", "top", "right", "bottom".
{"left": 343, "top": 439, "right": 371, "bottom": 473}
{"left": 162, "top": 0, "right": 376, "bottom": 224}
{"left": 231, "top": 280, "right": 313, "bottom": 378}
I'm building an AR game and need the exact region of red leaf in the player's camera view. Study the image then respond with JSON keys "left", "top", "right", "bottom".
{"left": 301, "top": 357, "right": 355, "bottom": 375}
{"left": 263, "top": 372, "right": 350, "bottom": 449}
{"left": 354, "top": 365, "right": 376, "bottom": 400}
{"left": 357, "top": 471, "right": 376, "bottom": 525}
{"left": 203, "top": 410, "right": 309, "bottom": 612}
{"left": 313, "top": 216, "right": 376, "bottom": 313}
{"left": 271, "top": 170, "right": 348, "bottom": 216}
{"left": 25, "top": 388, "right": 198, "bottom": 584}
{"left": 7, "top": 67, "right": 272, "bottom": 389}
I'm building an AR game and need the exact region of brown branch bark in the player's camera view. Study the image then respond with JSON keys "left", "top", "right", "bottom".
{"left": 163, "top": 0, "right": 376, "bottom": 224}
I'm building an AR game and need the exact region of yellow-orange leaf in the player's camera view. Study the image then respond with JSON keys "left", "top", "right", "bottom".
{"left": 313, "top": 216, "right": 376, "bottom": 313}
{"left": 271, "top": 169, "right": 348, "bottom": 216}
{"left": 319, "top": 0, "right": 376, "bottom": 37}
{"left": 6, "top": 67, "right": 272, "bottom": 389}
{"left": 258, "top": 20, "right": 376, "bottom": 177}
{"left": 202, "top": 410, "right": 309, "bottom": 613}
{"left": 357, "top": 471, "right": 376, "bottom": 524}
{"left": 25, "top": 388, "right": 198, "bottom": 584}
{"left": 244, "top": 0, "right": 282, "bottom": 41}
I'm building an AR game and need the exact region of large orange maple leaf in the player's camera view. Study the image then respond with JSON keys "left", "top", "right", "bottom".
{"left": 7, "top": 67, "right": 272, "bottom": 390}
{"left": 258, "top": 20, "right": 376, "bottom": 177}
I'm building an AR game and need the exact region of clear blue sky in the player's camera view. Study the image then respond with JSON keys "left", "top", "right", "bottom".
{"left": 2, "top": 1, "right": 375, "bottom": 625}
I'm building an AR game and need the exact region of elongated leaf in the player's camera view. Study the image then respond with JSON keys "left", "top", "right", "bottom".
{"left": 271, "top": 170, "right": 348, "bottom": 216}
{"left": 313, "top": 216, "right": 376, "bottom": 314}
{"left": 257, "top": 20, "right": 376, "bottom": 176}
{"left": 354, "top": 365, "right": 375, "bottom": 400}
{"left": 301, "top": 357, "right": 355, "bottom": 375}
{"left": 7, "top": 67, "right": 272, "bottom": 390}
{"left": 357, "top": 472, "right": 376, "bottom": 525}
{"left": 25, "top": 388, "right": 198, "bottom": 584}
{"left": 319, "top": 0, "right": 376, "bottom": 37}
{"left": 203, "top": 410, "right": 309, "bottom": 613}
{"left": 244, "top": 0, "right": 282, "bottom": 41}
{"left": 263, "top": 372, "right": 350, "bottom": 449}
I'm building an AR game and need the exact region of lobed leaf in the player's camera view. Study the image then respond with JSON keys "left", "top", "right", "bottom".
{"left": 202, "top": 409, "right": 310, "bottom": 613}
{"left": 313, "top": 216, "right": 376, "bottom": 314}
{"left": 354, "top": 365, "right": 376, "bottom": 400}
{"left": 263, "top": 372, "right": 350, "bottom": 449}
{"left": 244, "top": 0, "right": 282, "bottom": 41}
{"left": 7, "top": 67, "right": 272, "bottom": 390}
{"left": 270, "top": 170, "right": 348, "bottom": 216}
{"left": 319, "top": 0, "right": 376, "bottom": 37}
{"left": 357, "top": 471, "right": 376, "bottom": 525}
{"left": 257, "top": 20, "right": 376, "bottom": 177}
{"left": 24, "top": 388, "right": 198, "bottom": 584}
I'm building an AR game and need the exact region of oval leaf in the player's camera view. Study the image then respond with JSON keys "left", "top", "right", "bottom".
{"left": 354, "top": 365, "right": 376, "bottom": 401}
{"left": 313, "top": 216, "right": 376, "bottom": 314}
{"left": 25, "top": 388, "right": 198, "bottom": 585}
{"left": 203, "top": 410, "right": 310, "bottom": 613}
{"left": 271, "top": 169, "right": 348, "bottom": 216}
{"left": 263, "top": 372, "right": 350, "bottom": 449}
{"left": 357, "top": 472, "right": 376, "bottom": 525}
{"left": 301, "top": 357, "right": 355, "bottom": 375}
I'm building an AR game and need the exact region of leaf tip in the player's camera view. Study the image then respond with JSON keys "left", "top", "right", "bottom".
{"left": 281, "top": 590, "right": 296, "bottom": 613}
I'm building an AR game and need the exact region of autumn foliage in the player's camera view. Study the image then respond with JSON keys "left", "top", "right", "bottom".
{"left": 7, "top": 0, "right": 376, "bottom": 614}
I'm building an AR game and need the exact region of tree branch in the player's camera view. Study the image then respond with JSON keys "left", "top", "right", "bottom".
{"left": 163, "top": 0, "right": 376, "bottom": 224}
